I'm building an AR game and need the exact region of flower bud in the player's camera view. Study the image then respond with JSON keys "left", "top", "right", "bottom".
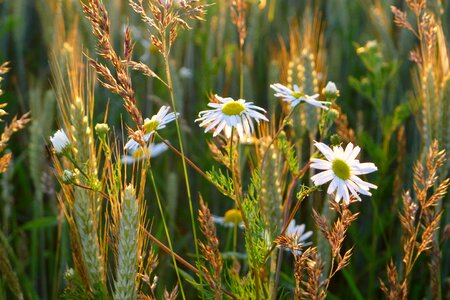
{"left": 323, "top": 81, "right": 340, "bottom": 99}
{"left": 330, "top": 134, "right": 342, "bottom": 146}
{"left": 95, "top": 123, "right": 110, "bottom": 136}
{"left": 50, "top": 129, "right": 70, "bottom": 154}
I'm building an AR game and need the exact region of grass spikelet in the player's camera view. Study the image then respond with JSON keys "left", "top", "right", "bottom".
{"left": 50, "top": 32, "right": 106, "bottom": 296}
{"left": 381, "top": 140, "right": 449, "bottom": 299}
{"left": 312, "top": 199, "right": 359, "bottom": 290}
{"left": 0, "top": 64, "right": 31, "bottom": 157}
{"left": 301, "top": 248, "right": 326, "bottom": 300}
{"left": 0, "top": 240, "right": 23, "bottom": 300}
{"left": 301, "top": 47, "right": 321, "bottom": 134}
{"left": 81, "top": 0, "right": 144, "bottom": 139}
{"left": 258, "top": 136, "right": 283, "bottom": 239}
{"left": 114, "top": 185, "right": 139, "bottom": 300}
{"left": 198, "top": 196, "right": 223, "bottom": 299}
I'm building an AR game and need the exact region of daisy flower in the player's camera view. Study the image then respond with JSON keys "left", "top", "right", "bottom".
{"left": 311, "top": 141, "right": 378, "bottom": 204}
{"left": 195, "top": 94, "right": 268, "bottom": 138}
{"left": 122, "top": 142, "right": 169, "bottom": 164}
{"left": 50, "top": 129, "right": 70, "bottom": 154}
{"left": 270, "top": 83, "right": 330, "bottom": 110}
{"left": 124, "top": 106, "right": 178, "bottom": 151}
{"left": 212, "top": 209, "right": 245, "bottom": 229}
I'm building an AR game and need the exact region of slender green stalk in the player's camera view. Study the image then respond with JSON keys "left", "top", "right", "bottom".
{"left": 233, "top": 223, "right": 237, "bottom": 254}
{"left": 161, "top": 33, "right": 206, "bottom": 297}
{"left": 149, "top": 168, "right": 186, "bottom": 300}
{"left": 162, "top": 45, "right": 200, "bottom": 266}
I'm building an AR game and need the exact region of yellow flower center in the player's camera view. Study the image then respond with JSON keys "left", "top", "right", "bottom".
{"left": 224, "top": 209, "right": 243, "bottom": 225}
{"left": 221, "top": 101, "right": 245, "bottom": 116}
{"left": 291, "top": 91, "right": 305, "bottom": 99}
{"left": 332, "top": 159, "right": 351, "bottom": 180}
{"left": 144, "top": 119, "right": 159, "bottom": 133}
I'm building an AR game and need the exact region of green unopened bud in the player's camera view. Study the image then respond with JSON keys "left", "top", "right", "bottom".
{"left": 330, "top": 134, "right": 342, "bottom": 146}
{"left": 326, "top": 108, "right": 339, "bottom": 122}
{"left": 62, "top": 170, "right": 74, "bottom": 184}
{"left": 95, "top": 123, "right": 110, "bottom": 136}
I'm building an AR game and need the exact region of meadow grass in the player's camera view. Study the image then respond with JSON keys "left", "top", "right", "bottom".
{"left": 0, "top": 0, "right": 449, "bottom": 299}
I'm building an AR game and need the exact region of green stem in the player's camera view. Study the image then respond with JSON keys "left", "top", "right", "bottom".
{"left": 233, "top": 223, "right": 237, "bottom": 254}
{"left": 239, "top": 45, "right": 244, "bottom": 99}
{"left": 162, "top": 40, "right": 202, "bottom": 296}
{"left": 149, "top": 168, "right": 186, "bottom": 300}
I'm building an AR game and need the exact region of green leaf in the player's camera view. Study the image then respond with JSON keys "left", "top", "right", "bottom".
{"left": 391, "top": 102, "right": 411, "bottom": 133}
{"left": 19, "top": 217, "right": 57, "bottom": 231}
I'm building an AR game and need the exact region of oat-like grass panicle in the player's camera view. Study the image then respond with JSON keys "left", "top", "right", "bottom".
{"left": 301, "top": 248, "right": 326, "bottom": 300}
{"left": 163, "top": 285, "right": 179, "bottom": 300}
{"left": 0, "top": 112, "right": 31, "bottom": 156}
{"left": 392, "top": 2, "right": 450, "bottom": 173}
{"left": 198, "top": 196, "right": 223, "bottom": 299}
{"left": 230, "top": 0, "right": 247, "bottom": 49}
{"left": 380, "top": 140, "right": 449, "bottom": 299}
{"left": 0, "top": 62, "right": 31, "bottom": 173}
{"left": 312, "top": 199, "right": 359, "bottom": 291}
{"left": 275, "top": 241, "right": 326, "bottom": 300}
{"left": 0, "top": 238, "right": 23, "bottom": 300}
{"left": 81, "top": 0, "right": 145, "bottom": 142}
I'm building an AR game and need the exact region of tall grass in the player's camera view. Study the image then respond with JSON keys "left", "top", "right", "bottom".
{"left": 0, "top": 0, "right": 449, "bottom": 299}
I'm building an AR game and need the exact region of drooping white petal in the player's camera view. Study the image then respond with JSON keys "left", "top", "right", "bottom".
{"left": 314, "top": 142, "right": 335, "bottom": 161}
{"left": 352, "top": 162, "right": 378, "bottom": 175}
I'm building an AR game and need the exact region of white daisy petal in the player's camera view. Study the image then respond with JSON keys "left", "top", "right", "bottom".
{"left": 271, "top": 83, "right": 330, "bottom": 110}
{"left": 352, "top": 162, "right": 378, "bottom": 175}
{"left": 327, "top": 177, "right": 339, "bottom": 194}
{"left": 310, "top": 158, "right": 332, "bottom": 170}
{"left": 311, "top": 169, "right": 334, "bottom": 185}
{"left": 122, "top": 142, "right": 168, "bottom": 164}
{"left": 314, "top": 141, "right": 335, "bottom": 161}
{"left": 299, "top": 231, "right": 313, "bottom": 242}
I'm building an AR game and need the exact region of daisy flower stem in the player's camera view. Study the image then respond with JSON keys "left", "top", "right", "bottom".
{"left": 155, "top": 133, "right": 209, "bottom": 180}
{"left": 64, "top": 153, "right": 89, "bottom": 180}
{"left": 155, "top": 133, "right": 233, "bottom": 197}
{"left": 233, "top": 223, "right": 237, "bottom": 254}
{"left": 149, "top": 168, "right": 186, "bottom": 300}
{"left": 162, "top": 47, "right": 202, "bottom": 297}
{"left": 228, "top": 128, "right": 247, "bottom": 227}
